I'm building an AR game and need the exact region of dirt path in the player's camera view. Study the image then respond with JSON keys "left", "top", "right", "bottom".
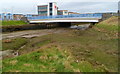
{"left": 1, "top": 28, "right": 68, "bottom": 40}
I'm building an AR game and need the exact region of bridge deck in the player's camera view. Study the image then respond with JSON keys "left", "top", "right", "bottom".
{"left": 29, "top": 18, "right": 100, "bottom": 23}
{"left": 27, "top": 13, "right": 102, "bottom": 23}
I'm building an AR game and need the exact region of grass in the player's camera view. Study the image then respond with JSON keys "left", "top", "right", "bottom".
{"left": 96, "top": 24, "right": 118, "bottom": 32}
{"left": 2, "top": 38, "right": 28, "bottom": 51}
{"left": 2, "top": 20, "right": 28, "bottom": 26}
{"left": 2, "top": 45, "right": 105, "bottom": 72}
{"left": 96, "top": 16, "right": 118, "bottom": 33}
{"left": 99, "top": 16, "right": 118, "bottom": 26}
{"left": 2, "top": 16, "right": 118, "bottom": 72}
{"left": 50, "top": 29, "right": 118, "bottom": 72}
{"left": 2, "top": 28, "right": 118, "bottom": 72}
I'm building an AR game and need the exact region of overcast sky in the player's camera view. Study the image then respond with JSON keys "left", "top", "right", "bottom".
{"left": 0, "top": 0, "right": 119, "bottom": 14}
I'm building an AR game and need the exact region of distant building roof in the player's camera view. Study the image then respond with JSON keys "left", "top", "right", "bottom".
{"left": 38, "top": 5, "right": 48, "bottom": 7}
{"left": 68, "top": 12, "right": 80, "bottom": 14}
{"left": 58, "top": 10, "right": 68, "bottom": 12}
{"left": 13, "top": 14, "right": 23, "bottom": 15}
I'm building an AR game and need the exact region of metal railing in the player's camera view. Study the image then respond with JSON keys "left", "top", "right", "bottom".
{"left": 27, "top": 13, "right": 102, "bottom": 20}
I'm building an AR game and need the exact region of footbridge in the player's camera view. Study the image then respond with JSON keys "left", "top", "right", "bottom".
{"left": 27, "top": 13, "right": 102, "bottom": 23}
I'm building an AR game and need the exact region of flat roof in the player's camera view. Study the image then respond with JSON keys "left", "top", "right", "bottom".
{"left": 69, "top": 12, "right": 80, "bottom": 14}
{"left": 38, "top": 5, "right": 48, "bottom": 7}
{"left": 58, "top": 10, "right": 68, "bottom": 11}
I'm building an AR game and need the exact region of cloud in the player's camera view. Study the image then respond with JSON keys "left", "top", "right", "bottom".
{"left": 0, "top": 0, "right": 119, "bottom": 14}
{"left": 58, "top": 2, "right": 118, "bottom": 13}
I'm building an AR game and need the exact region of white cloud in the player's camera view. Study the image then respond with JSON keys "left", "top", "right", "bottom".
{"left": 0, "top": 0, "right": 119, "bottom": 14}
{"left": 58, "top": 2, "right": 118, "bottom": 13}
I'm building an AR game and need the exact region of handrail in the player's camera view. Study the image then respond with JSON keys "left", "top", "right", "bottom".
{"left": 27, "top": 13, "right": 102, "bottom": 20}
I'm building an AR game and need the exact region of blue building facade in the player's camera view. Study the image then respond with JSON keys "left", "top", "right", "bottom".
{"left": 0, "top": 13, "right": 13, "bottom": 20}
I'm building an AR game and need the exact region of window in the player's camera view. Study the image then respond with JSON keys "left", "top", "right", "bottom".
{"left": 49, "top": 7, "right": 52, "bottom": 15}
{"left": 38, "top": 11, "right": 47, "bottom": 14}
{"left": 38, "top": 6, "right": 47, "bottom": 10}
{"left": 50, "top": 13, "right": 52, "bottom": 15}
{"left": 50, "top": 8, "right": 52, "bottom": 11}
{"left": 58, "top": 11, "right": 63, "bottom": 15}
{"left": 50, "top": 3, "right": 52, "bottom": 7}
{"left": 64, "top": 11, "right": 68, "bottom": 14}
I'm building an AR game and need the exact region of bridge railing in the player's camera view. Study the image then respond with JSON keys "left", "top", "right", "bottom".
{"left": 27, "top": 13, "right": 102, "bottom": 20}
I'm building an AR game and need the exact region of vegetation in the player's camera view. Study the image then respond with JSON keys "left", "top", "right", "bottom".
{"left": 2, "top": 38, "right": 28, "bottom": 51}
{"left": 99, "top": 16, "right": 118, "bottom": 26}
{"left": 2, "top": 20, "right": 28, "bottom": 26}
{"left": 2, "top": 45, "right": 105, "bottom": 72}
{"left": 2, "top": 16, "right": 118, "bottom": 72}
{"left": 96, "top": 16, "right": 118, "bottom": 32}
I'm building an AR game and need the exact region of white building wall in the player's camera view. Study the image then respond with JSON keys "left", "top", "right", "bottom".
{"left": 63, "top": 11, "right": 68, "bottom": 15}
{"left": 47, "top": 2, "right": 57, "bottom": 16}
{"left": 52, "top": 3, "right": 57, "bottom": 16}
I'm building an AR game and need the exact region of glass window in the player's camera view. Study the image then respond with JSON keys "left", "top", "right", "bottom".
{"left": 38, "top": 7, "right": 47, "bottom": 10}
{"left": 38, "top": 11, "right": 47, "bottom": 14}
{"left": 58, "top": 11, "right": 63, "bottom": 15}
{"left": 50, "top": 8, "right": 52, "bottom": 11}
{"left": 65, "top": 12, "right": 67, "bottom": 14}
{"left": 50, "top": 3, "right": 52, "bottom": 7}
{"left": 50, "top": 13, "right": 52, "bottom": 15}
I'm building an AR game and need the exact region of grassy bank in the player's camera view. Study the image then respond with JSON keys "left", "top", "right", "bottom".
{"left": 96, "top": 16, "right": 118, "bottom": 32}
{"left": 3, "top": 44, "right": 105, "bottom": 72}
{"left": 2, "top": 28, "right": 118, "bottom": 72}
{"left": 2, "top": 16, "right": 118, "bottom": 72}
{"left": 2, "top": 20, "right": 28, "bottom": 26}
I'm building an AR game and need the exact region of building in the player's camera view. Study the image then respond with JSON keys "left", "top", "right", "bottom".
{"left": 13, "top": 14, "right": 24, "bottom": 20}
{"left": 0, "top": 13, "right": 13, "bottom": 20}
{"left": 58, "top": 10, "right": 68, "bottom": 15}
{"left": 38, "top": 5, "right": 48, "bottom": 16}
{"left": 48, "top": 2, "right": 58, "bottom": 16}
{"left": 68, "top": 12, "right": 80, "bottom": 15}
{"left": 38, "top": 2, "right": 58, "bottom": 16}
{"left": 25, "top": 14, "right": 38, "bottom": 17}
{"left": 37, "top": 2, "right": 83, "bottom": 16}
{"left": 0, "top": 13, "right": 26, "bottom": 21}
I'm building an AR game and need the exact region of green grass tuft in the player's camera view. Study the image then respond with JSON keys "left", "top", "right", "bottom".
{"left": 2, "top": 20, "right": 28, "bottom": 26}
{"left": 2, "top": 38, "right": 28, "bottom": 51}
{"left": 2, "top": 45, "right": 105, "bottom": 72}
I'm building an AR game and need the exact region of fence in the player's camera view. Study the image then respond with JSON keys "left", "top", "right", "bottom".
{"left": 27, "top": 13, "right": 102, "bottom": 20}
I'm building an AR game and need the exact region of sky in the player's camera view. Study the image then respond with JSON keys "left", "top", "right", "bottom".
{"left": 0, "top": 0, "right": 119, "bottom": 14}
